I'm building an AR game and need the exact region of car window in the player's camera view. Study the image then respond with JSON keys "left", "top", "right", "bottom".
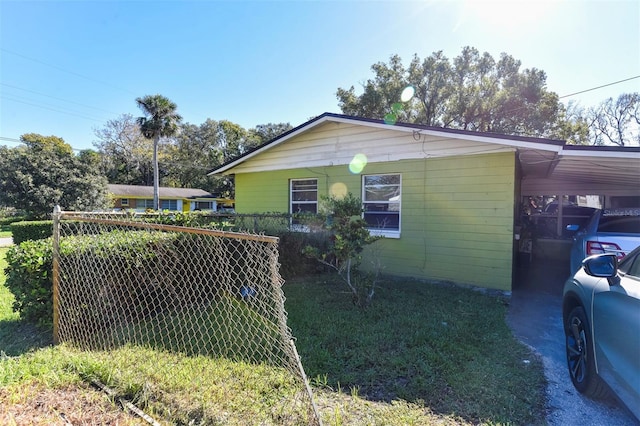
{"left": 596, "top": 216, "right": 640, "bottom": 233}
{"left": 620, "top": 252, "right": 640, "bottom": 278}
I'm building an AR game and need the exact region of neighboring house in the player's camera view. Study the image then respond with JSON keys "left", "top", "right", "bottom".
{"left": 108, "top": 184, "right": 232, "bottom": 213}
{"left": 208, "top": 113, "right": 640, "bottom": 291}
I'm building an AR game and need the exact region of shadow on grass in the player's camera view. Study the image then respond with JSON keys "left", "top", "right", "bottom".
{"left": 0, "top": 319, "right": 53, "bottom": 356}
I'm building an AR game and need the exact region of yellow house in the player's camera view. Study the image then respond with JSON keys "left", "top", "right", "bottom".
{"left": 107, "top": 184, "right": 232, "bottom": 213}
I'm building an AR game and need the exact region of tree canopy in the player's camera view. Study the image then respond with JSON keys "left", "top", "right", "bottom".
{"left": 0, "top": 134, "right": 109, "bottom": 218}
{"left": 338, "top": 47, "right": 568, "bottom": 140}
{"left": 93, "top": 113, "right": 292, "bottom": 197}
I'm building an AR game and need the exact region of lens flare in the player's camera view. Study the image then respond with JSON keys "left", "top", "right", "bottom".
{"left": 349, "top": 153, "right": 368, "bottom": 174}
{"left": 330, "top": 182, "right": 348, "bottom": 199}
{"left": 401, "top": 86, "right": 415, "bottom": 102}
{"left": 383, "top": 113, "right": 397, "bottom": 125}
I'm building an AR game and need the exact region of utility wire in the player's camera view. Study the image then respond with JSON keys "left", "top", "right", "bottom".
{"left": 1, "top": 48, "right": 209, "bottom": 121}
{"left": 0, "top": 48, "right": 138, "bottom": 96}
{"left": 0, "top": 83, "right": 121, "bottom": 115}
{"left": 559, "top": 75, "right": 640, "bottom": 99}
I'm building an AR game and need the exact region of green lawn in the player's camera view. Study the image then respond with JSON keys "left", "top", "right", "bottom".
{"left": 0, "top": 247, "right": 546, "bottom": 425}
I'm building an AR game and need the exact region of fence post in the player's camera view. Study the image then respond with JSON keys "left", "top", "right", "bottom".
{"left": 52, "top": 205, "right": 61, "bottom": 344}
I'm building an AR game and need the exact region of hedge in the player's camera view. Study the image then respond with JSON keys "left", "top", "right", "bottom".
{"left": 10, "top": 220, "right": 53, "bottom": 244}
{"left": 3, "top": 228, "right": 325, "bottom": 330}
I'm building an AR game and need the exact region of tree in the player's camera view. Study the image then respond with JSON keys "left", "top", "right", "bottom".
{"left": 303, "top": 193, "right": 381, "bottom": 307}
{"left": 93, "top": 113, "right": 156, "bottom": 185}
{"left": 587, "top": 93, "right": 639, "bottom": 146}
{"left": 136, "top": 95, "right": 182, "bottom": 210}
{"left": 248, "top": 122, "right": 293, "bottom": 145}
{"left": 165, "top": 119, "right": 227, "bottom": 195}
{"left": 337, "top": 47, "right": 566, "bottom": 139}
{"left": 0, "top": 134, "right": 109, "bottom": 218}
{"left": 552, "top": 101, "right": 591, "bottom": 145}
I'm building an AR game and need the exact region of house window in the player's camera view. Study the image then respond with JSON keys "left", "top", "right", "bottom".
{"left": 195, "top": 201, "right": 214, "bottom": 211}
{"left": 290, "top": 179, "right": 318, "bottom": 229}
{"left": 139, "top": 199, "right": 155, "bottom": 210}
{"left": 121, "top": 198, "right": 129, "bottom": 207}
{"left": 160, "top": 199, "right": 178, "bottom": 211}
{"left": 290, "top": 179, "right": 318, "bottom": 215}
{"left": 362, "top": 174, "right": 401, "bottom": 238}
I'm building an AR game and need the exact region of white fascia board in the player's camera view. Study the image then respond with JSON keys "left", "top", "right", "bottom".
{"left": 210, "top": 115, "right": 565, "bottom": 174}
{"left": 421, "top": 130, "right": 564, "bottom": 152}
{"left": 559, "top": 148, "right": 640, "bottom": 159}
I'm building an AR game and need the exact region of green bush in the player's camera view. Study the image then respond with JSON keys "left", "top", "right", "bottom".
{"left": 4, "top": 231, "right": 179, "bottom": 328}
{"left": 4, "top": 238, "right": 54, "bottom": 325}
{"left": 276, "top": 231, "right": 329, "bottom": 279}
{"left": 3, "top": 229, "right": 272, "bottom": 333}
{"left": 10, "top": 220, "right": 53, "bottom": 244}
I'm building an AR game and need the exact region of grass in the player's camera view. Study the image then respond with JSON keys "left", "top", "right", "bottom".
{"left": 0, "top": 246, "right": 547, "bottom": 425}
{"left": 285, "top": 276, "right": 546, "bottom": 425}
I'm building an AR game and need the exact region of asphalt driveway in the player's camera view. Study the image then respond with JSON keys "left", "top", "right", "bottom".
{"left": 508, "top": 258, "right": 639, "bottom": 425}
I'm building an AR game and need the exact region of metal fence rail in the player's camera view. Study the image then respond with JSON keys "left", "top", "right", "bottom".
{"left": 52, "top": 209, "right": 320, "bottom": 425}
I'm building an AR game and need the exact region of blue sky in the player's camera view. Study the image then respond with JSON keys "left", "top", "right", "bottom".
{"left": 1, "top": 0, "right": 639, "bottom": 151}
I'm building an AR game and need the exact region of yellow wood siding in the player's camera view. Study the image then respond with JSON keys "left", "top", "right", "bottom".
{"left": 235, "top": 152, "right": 516, "bottom": 291}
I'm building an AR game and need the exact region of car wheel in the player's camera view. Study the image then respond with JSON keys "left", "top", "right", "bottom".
{"left": 565, "top": 306, "right": 610, "bottom": 398}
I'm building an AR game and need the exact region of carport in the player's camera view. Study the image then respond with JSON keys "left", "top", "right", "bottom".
{"left": 514, "top": 144, "right": 640, "bottom": 289}
{"left": 508, "top": 145, "right": 640, "bottom": 424}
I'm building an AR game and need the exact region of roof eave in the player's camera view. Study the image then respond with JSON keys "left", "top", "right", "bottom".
{"left": 207, "top": 113, "right": 567, "bottom": 175}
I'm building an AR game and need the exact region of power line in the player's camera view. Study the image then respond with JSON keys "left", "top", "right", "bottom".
{"left": 559, "top": 75, "right": 640, "bottom": 99}
{"left": 0, "top": 48, "right": 138, "bottom": 96}
{"left": 1, "top": 95, "right": 106, "bottom": 123}
{"left": 0, "top": 83, "right": 121, "bottom": 115}
{"left": 1, "top": 48, "right": 209, "bottom": 121}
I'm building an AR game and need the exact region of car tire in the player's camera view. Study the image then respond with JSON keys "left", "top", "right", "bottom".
{"left": 565, "top": 306, "right": 610, "bottom": 399}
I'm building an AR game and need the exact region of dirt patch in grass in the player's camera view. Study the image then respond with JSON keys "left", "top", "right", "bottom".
{"left": 0, "top": 381, "right": 151, "bottom": 425}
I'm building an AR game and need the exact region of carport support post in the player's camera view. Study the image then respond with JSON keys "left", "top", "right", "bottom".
{"left": 556, "top": 197, "right": 564, "bottom": 237}
{"left": 52, "top": 205, "right": 61, "bottom": 344}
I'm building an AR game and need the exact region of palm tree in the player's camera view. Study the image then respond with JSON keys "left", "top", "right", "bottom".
{"left": 136, "top": 95, "right": 182, "bottom": 210}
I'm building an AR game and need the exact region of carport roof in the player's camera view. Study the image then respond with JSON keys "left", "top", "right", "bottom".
{"left": 519, "top": 144, "right": 640, "bottom": 187}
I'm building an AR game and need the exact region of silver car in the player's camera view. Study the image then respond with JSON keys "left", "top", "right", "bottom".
{"left": 568, "top": 208, "right": 640, "bottom": 276}
{"left": 562, "top": 248, "right": 640, "bottom": 420}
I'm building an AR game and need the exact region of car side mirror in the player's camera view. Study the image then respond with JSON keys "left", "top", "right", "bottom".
{"left": 582, "top": 254, "right": 618, "bottom": 280}
{"left": 566, "top": 224, "right": 580, "bottom": 232}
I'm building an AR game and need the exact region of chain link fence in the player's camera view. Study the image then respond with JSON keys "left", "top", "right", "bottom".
{"left": 52, "top": 210, "right": 321, "bottom": 425}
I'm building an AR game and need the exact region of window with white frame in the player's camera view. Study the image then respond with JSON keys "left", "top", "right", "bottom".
{"left": 290, "top": 179, "right": 318, "bottom": 229}
{"left": 362, "top": 174, "right": 401, "bottom": 237}
{"left": 290, "top": 179, "right": 318, "bottom": 215}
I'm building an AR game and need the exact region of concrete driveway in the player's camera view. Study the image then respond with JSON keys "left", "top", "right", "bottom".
{"left": 508, "top": 258, "right": 639, "bottom": 425}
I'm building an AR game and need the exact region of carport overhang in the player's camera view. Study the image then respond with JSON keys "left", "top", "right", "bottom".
{"left": 514, "top": 144, "right": 640, "bottom": 290}
{"left": 519, "top": 145, "right": 640, "bottom": 196}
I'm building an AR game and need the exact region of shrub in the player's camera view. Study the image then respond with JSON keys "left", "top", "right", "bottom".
{"left": 10, "top": 220, "right": 53, "bottom": 244}
{"left": 4, "top": 238, "right": 54, "bottom": 325}
{"left": 4, "top": 232, "right": 179, "bottom": 328}
{"left": 303, "top": 193, "right": 381, "bottom": 307}
{"left": 276, "top": 231, "right": 329, "bottom": 279}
